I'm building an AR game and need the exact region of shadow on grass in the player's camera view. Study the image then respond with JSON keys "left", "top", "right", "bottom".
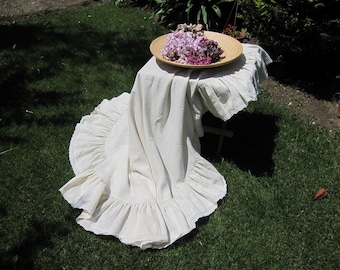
{"left": 0, "top": 22, "right": 153, "bottom": 127}
{"left": 200, "top": 111, "right": 279, "bottom": 177}
{"left": 0, "top": 219, "right": 71, "bottom": 270}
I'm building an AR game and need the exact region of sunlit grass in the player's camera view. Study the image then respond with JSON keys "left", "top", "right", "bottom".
{"left": 0, "top": 3, "right": 339, "bottom": 269}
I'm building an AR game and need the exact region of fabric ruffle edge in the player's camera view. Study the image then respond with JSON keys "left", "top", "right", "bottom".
{"left": 60, "top": 154, "right": 226, "bottom": 249}
{"left": 60, "top": 92, "right": 226, "bottom": 249}
{"left": 69, "top": 92, "right": 130, "bottom": 175}
{"left": 197, "top": 44, "right": 272, "bottom": 122}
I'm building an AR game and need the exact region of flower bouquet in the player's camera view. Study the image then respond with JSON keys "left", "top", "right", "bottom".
{"left": 161, "top": 23, "right": 224, "bottom": 65}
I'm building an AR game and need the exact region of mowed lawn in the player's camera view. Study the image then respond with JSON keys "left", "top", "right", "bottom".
{"left": 0, "top": 3, "right": 339, "bottom": 269}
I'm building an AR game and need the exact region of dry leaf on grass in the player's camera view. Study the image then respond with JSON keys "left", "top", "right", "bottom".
{"left": 312, "top": 188, "right": 328, "bottom": 200}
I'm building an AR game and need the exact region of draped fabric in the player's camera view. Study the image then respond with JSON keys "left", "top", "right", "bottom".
{"left": 60, "top": 44, "right": 272, "bottom": 249}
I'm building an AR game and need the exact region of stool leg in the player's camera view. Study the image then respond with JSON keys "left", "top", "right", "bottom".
{"left": 203, "top": 121, "right": 233, "bottom": 159}
{"left": 216, "top": 122, "right": 227, "bottom": 158}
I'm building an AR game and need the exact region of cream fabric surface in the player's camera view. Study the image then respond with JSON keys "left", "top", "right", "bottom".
{"left": 59, "top": 44, "right": 272, "bottom": 249}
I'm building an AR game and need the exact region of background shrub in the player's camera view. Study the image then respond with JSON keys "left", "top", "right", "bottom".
{"left": 239, "top": 0, "right": 339, "bottom": 57}
{"left": 116, "top": 0, "right": 236, "bottom": 30}
{"left": 239, "top": 0, "right": 339, "bottom": 99}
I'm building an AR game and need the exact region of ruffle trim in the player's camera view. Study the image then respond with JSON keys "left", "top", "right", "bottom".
{"left": 69, "top": 92, "right": 130, "bottom": 175}
{"left": 197, "top": 44, "right": 272, "bottom": 122}
{"left": 60, "top": 154, "right": 226, "bottom": 250}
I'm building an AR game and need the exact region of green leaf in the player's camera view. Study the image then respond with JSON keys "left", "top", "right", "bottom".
{"left": 186, "top": 0, "right": 194, "bottom": 14}
{"left": 217, "top": 0, "right": 235, "bottom": 3}
{"left": 196, "top": 8, "right": 202, "bottom": 22}
{"left": 201, "top": 5, "right": 208, "bottom": 26}
{"left": 212, "top": 5, "right": 222, "bottom": 18}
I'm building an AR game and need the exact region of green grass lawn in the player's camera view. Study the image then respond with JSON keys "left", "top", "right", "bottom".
{"left": 1, "top": 3, "right": 339, "bottom": 269}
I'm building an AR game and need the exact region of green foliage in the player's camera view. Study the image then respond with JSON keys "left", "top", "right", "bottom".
{"left": 152, "top": 0, "right": 188, "bottom": 28}
{"left": 239, "top": 0, "right": 339, "bottom": 99}
{"left": 239, "top": 0, "right": 339, "bottom": 57}
{"left": 185, "top": 0, "right": 235, "bottom": 30}
{"left": 151, "top": 0, "right": 235, "bottom": 30}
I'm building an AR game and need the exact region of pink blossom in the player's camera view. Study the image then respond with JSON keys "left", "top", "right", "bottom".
{"left": 161, "top": 31, "right": 223, "bottom": 65}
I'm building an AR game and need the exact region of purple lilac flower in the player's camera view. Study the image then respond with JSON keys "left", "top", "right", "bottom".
{"left": 161, "top": 31, "right": 223, "bottom": 65}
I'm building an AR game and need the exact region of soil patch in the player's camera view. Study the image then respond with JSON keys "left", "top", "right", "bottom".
{"left": 262, "top": 77, "right": 340, "bottom": 132}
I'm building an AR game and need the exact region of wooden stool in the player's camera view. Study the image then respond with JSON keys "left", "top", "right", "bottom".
{"left": 203, "top": 121, "right": 234, "bottom": 158}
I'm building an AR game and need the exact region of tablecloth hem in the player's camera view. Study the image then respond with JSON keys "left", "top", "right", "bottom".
{"left": 60, "top": 153, "right": 226, "bottom": 249}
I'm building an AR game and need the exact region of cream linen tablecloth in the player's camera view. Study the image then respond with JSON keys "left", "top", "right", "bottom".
{"left": 59, "top": 44, "right": 272, "bottom": 249}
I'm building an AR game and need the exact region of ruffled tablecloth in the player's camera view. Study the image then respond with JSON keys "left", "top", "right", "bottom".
{"left": 59, "top": 44, "right": 272, "bottom": 249}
